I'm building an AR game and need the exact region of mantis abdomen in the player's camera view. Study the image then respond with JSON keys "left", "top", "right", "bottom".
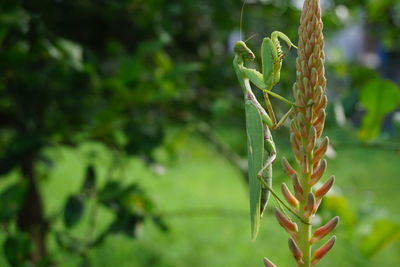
{"left": 245, "top": 99, "right": 272, "bottom": 240}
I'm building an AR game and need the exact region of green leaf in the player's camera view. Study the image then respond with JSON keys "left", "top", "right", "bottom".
{"left": 98, "top": 181, "right": 155, "bottom": 215}
{"left": 359, "top": 113, "right": 382, "bottom": 141}
{"left": 55, "top": 232, "right": 85, "bottom": 254}
{"left": 64, "top": 195, "right": 84, "bottom": 228}
{"left": 359, "top": 219, "right": 400, "bottom": 257}
{"left": 359, "top": 79, "right": 400, "bottom": 140}
{"left": 108, "top": 214, "right": 143, "bottom": 237}
{"left": 0, "top": 181, "right": 27, "bottom": 222}
{"left": 98, "top": 181, "right": 122, "bottom": 205}
{"left": 152, "top": 215, "right": 169, "bottom": 232}
{"left": 360, "top": 79, "right": 400, "bottom": 115}
{"left": 3, "top": 234, "right": 32, "bottom": 266}
{"left": 119, "top": 185, "right": 155, "bottom": 215}
{"left": 81, "top": 164, "right": 96, "bottom": 193}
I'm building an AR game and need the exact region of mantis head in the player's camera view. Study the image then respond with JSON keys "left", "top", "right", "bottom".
{"left": 234, "top": 41, "right": 255, "bottom": 60}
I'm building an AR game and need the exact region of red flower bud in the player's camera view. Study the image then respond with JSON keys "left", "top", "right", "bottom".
{"left": 275, "top": 208, "right": 298, "bottom": 233}
{"left": 304, "top": 192, "right": 316, "bottom": 218}
{"left": 263, "top": 258, "right": 277, "bottom": 267}
{"left": 281, "top": 183, "right": 299, "bottom": 209}
{"left": 290, "top": 120, "right": 301, "bottom": 142}
{"left": 314, "top": 136, "right": 329, "bottom": 163}
{"left": 314, "top": 96, "right": 328, "bottom": 115}
{"left": 291, "top": 174, "right": 304, "bottom": 201}
{"left": 290, "top": 134, "right": 302, "bottom": 163}
{"left": 282, "top": 157, "right": 297, "bottom": 177}
{"left": 306, "top": 126, "right": 317, "bottom": 152}
{"left": 312, "top": 236, "right": 336, "bottom": 265}
{"left": 288, "top": 237, "right": 303, "bottom": 265}
{"left": 311, "top": 216, "right": 339, "bottom": 244}
{"left": 314, "top": 86, "right": 323, "bottom": 105}
{"left": 310, "top": 159, "right": 327, "bottom": 185}
{"left": 315, "top": 175, "right": 335, "bottom": 199}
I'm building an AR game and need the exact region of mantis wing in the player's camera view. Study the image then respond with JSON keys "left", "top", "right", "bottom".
{"left": 245, "top": 100, "right": 264, "bottom": 241}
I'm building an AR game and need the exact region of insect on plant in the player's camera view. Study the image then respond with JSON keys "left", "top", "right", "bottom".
{"left": 233, "top": 3, "right": 308, "bottom": 241}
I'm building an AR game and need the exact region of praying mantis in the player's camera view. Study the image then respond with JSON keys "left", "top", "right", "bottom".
{"left": 233, "top": 32, "right": 308, "bottom": 241}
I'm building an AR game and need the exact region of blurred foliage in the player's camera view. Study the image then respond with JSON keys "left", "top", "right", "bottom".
{"left": 0, "top": 181, "right": 27, "bottom": 223}
{"left": 359, "top": 219, "right": 400, "bottom": 257}
{"left": 0, "top": 0, "right": 247, "bottom": 264}
{"left": 3, "top": 233, "right": 32, "bottom": 267}
{"left": 321, "top": 192, "right": 400, "bottom": 259}
{"left": 0, "top": 0, "right": 399, "bottom": 266}
{"left": 359, "top": 79, "right": 400, "bottom": 140}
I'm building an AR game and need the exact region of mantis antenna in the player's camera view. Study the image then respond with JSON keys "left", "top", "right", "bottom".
{"left": 240, "top": 0, "right": 258, "bottom": 44}
{"left": 244, "top": 33, "right": 258, "bottom": 43}
{"left": 239, "top": 0, "right": 247, "bottom": 41}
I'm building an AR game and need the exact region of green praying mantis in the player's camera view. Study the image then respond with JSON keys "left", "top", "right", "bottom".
{"left": 233, "top": 31, "right": 309, "bottom": 240}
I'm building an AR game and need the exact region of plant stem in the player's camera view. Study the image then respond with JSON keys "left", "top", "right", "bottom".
{"left": 298, "top": 177, "right": 312, "bottom": 267}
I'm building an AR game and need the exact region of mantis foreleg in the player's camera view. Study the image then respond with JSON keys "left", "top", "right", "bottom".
{"left": 241, "top": 31, "right": 297, "bottom": 92}
{"left": 239, "top": 31, "right": 298, "bottom": 129}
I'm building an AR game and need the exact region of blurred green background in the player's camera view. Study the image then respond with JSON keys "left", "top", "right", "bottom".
{"left": 1, "top": 0, "right": 400, "bottom": 266}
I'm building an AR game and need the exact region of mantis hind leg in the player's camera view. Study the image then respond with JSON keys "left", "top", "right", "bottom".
{"left": 257, "top": 140, "right": 276, "bottom": 179}
{"left": 257, "top": 138, "right": 311, "bottom": 225}
{"left": 257, "top": 136, "right": 276, "bottom": 216}
{"left": 256, "top": 136, "right": 310, "bottom": 225}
